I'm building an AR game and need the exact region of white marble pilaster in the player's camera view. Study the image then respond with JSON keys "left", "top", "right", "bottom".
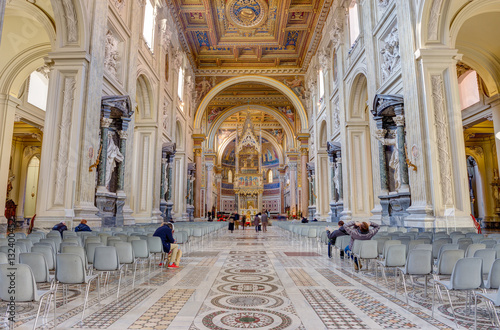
{"left": 414, "top": 48, "right": 472, "bottom": 228}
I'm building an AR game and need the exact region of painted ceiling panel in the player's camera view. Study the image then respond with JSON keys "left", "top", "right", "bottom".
{"left": 167, "top": 0, "right": 333, "bottom": 74}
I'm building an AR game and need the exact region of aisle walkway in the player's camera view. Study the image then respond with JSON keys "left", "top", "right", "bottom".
{"left": 11, "top": 226, "right": 470, "bottom": 329}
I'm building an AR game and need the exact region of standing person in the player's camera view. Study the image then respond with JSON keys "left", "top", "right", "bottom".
{"left": 254, "top": 213, "right": 260, "bottom": 233}
{"left": 75, "top": 219, "right": 92, "bottom": 232}
{"left": 52, "top": 221, "right": 68, "bottom": 237}
{"left": 343, "top": 221, "right": 380, "bottom": 270}
{"left": 234, "top": 212, "right": 240, "bottom": 230}
{"left": 326, "top": 221, "right": 348, "bottom": 258}
{"left": 261, "top": 211, "right": 268, "bottom": 233}
{"left": 228, "top": 213, "right": 235, "bottom": 233}
{"left": 207, "top": 211, "right": 213, "bottom": 222}
{"left": 153, "top": 222, "right": 182, "bottom": 268}
{"left": 241, "top": 215, "right": 246, "bottom": 230}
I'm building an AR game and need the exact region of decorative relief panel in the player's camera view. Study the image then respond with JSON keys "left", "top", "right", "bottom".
{"left": 62, "top": 0, "right": 78, "bottom": 43}
{"left": 431, "top": 75, "right": 454, "bottom": 206}
{"left": 54, "top": 77, "right": 76, "bottom": 205}
{"left": 380, "top": 26, "right": 400, "bottom": 82}
{"left": 104, "top": 29, "right": 121, "bottom": 80}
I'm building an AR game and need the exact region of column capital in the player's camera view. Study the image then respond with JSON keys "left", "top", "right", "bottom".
{"left": 101, "top": 117, "right": 113, "bottom": 128}
{"left": 394, "top": 115, "right": 405, "bottom": 127}
{"left": 375, "top": 129, "right": 387, "bottom": 140}
{"left": 300, "top": 147, "right": 309, "bottom": 156}
{"left": 118, "top": 130, "right": 128, "bottom": 139}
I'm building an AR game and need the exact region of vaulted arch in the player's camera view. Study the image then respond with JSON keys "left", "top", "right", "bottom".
{"left": 194, "top": 75, "right": 308, "bottom": 133}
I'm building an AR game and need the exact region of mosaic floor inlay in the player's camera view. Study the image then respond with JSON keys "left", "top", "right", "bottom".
{"left": 128, "top": 289, "right": 195, "bottom": 329}
{"left": 10, "top": 226, "right": 496, "bottom": 329}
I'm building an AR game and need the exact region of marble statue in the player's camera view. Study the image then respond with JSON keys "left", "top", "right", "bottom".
{"left": 106, "top": 131, "right": 124, "bottom": 188}
{"left": 333, "top": 163, "right": 340, "bottom": 197}
{"left": 389, "top": 148, "right": 401, "bottom": 191}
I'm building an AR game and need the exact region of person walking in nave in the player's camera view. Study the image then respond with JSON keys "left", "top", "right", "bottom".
{"left": 228, "top": 213, "right": 235, "bottom": 233}
{"left": 261, "top": 210, "right": 268, "bottom": 233}
{"left": 254, "top": 213, "right": 260, "bottom": 233}
{"left": 234, "top": 212, "right": 240, "bottom": 230}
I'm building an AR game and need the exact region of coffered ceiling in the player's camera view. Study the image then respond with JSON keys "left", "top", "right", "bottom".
{"left": 166, "top": 0, "right": 333, "bottom": 75}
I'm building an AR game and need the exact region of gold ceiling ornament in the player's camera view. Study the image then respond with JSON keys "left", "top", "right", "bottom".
{"left": 226, "top": 0, "right": 269, "bottom": 29}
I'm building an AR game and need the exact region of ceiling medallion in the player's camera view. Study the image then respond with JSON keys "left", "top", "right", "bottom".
{"left": 226, "top": 0, "right": 269, "bottom": 29}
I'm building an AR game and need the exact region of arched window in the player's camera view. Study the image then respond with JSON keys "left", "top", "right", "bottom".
{"left": 268, "top": 170, "right": 273, "bottom": 183}
{"left": 178, "top": 66, "right": 185, "bottom": 101}
{"left": 318, "top": 70, "right": 325, "bottom": 100}
{"left": 228, "top": 170, "right": 233, "bottom": 183}
{"left": 143, "top": 0, "right": 155, "bottom": 49}
{"left": 348, "top": 1, "right": 360, "bottom": 46}
{"left": 27, "top": 71, "right": 48, "bottom": 111}
{"left": 459, "top": 70, "right": 480, "bottom": 110}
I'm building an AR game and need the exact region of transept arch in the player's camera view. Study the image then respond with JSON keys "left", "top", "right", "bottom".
{"left": 193, "top": 75, "right": 309, "bottom": 133}
{"left": 207, "top": 104, "right": 296, "bottom": 150}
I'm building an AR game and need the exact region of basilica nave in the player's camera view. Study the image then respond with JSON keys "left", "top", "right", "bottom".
{"left": 2, "top": 0, "right": 500, "bottom": 329}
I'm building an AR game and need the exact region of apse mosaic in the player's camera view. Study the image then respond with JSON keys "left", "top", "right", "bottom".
{"left": 262, "top": 139, "right": 279, "bottom": 166}
{"left": 222, "top": 141, "right": 236, "bottom": 166}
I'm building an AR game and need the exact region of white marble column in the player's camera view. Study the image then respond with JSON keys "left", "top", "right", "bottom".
{"left": 0, "top": 95, "right": 17, "bottom": 223}
{"left": 206, "top": 163, "right": 214, "bottom": 217}
{"left": 289, "top": 162, "right": 297, "bottom": 215}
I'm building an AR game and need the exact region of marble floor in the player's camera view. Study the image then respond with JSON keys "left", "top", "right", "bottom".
{"left": 4, "top": 226, "right": 498, "bottom": 329}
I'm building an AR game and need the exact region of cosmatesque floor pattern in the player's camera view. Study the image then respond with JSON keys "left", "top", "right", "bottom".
{"left": 4, "top": 226, "right": 497, "bottom": 329}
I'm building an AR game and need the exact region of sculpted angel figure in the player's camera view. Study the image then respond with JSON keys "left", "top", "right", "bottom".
{"left": 284, "top": 76, "right": 306, "bottom": 98}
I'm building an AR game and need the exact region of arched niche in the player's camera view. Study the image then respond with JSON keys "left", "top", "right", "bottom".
{"left": 207, "top": 104, "right": 296, "bottom": 150}
{"left": 194, "top": 75, "right": 309, "bottom": 133}
{"left": 175, "top": 120, "right": 184, "bottom": 150}
{"left": 217, "top": 130, "right": 284, "bottom": 166}
{"left": 136, "top": 74, "right": 154, "bottom": 121}
{"left": 319, "top": 120, "right": 327, "bottom": 150}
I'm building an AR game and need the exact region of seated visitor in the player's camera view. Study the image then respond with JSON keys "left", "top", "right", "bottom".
{"left": 343, "top": 221, "right": 380, "bottom": 270}
{"left": 52, "top": 221, "right": 68, "bottom": 237}
{"left": 326, "top": 221, "right": 348, "bottom": 258}
{"left": 74, "top": 219, "right": 92, "bottom": 232}
{"left": 153, "top": 222, "right": 182, "bottom": 268}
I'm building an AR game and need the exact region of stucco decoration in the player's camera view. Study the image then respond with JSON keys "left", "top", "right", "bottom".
{"left": 104, "top": 30, "right": 119, "bottom": 78}
{"left": 62, "top": 0, "right": 78, "bottom": 43}
{"left": 54, "top": 77, "right": 76, "bottom": 205}
{"left": 226, "top": 0, "right": 268, "bottom": 29}
{"left": 428, "top": 0, "right": 444, "bottom": 41}
{"left": 380, "top": 27, "right": 400, "bottom": 81}
{"left": 162, "top": 98, "right": 170, "bottom": 132}
{"left": 431, "top": 75, "right": 454, "bottom": 206}
{"left": 318, "top": 48, "right": 331, "bottom": 72}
